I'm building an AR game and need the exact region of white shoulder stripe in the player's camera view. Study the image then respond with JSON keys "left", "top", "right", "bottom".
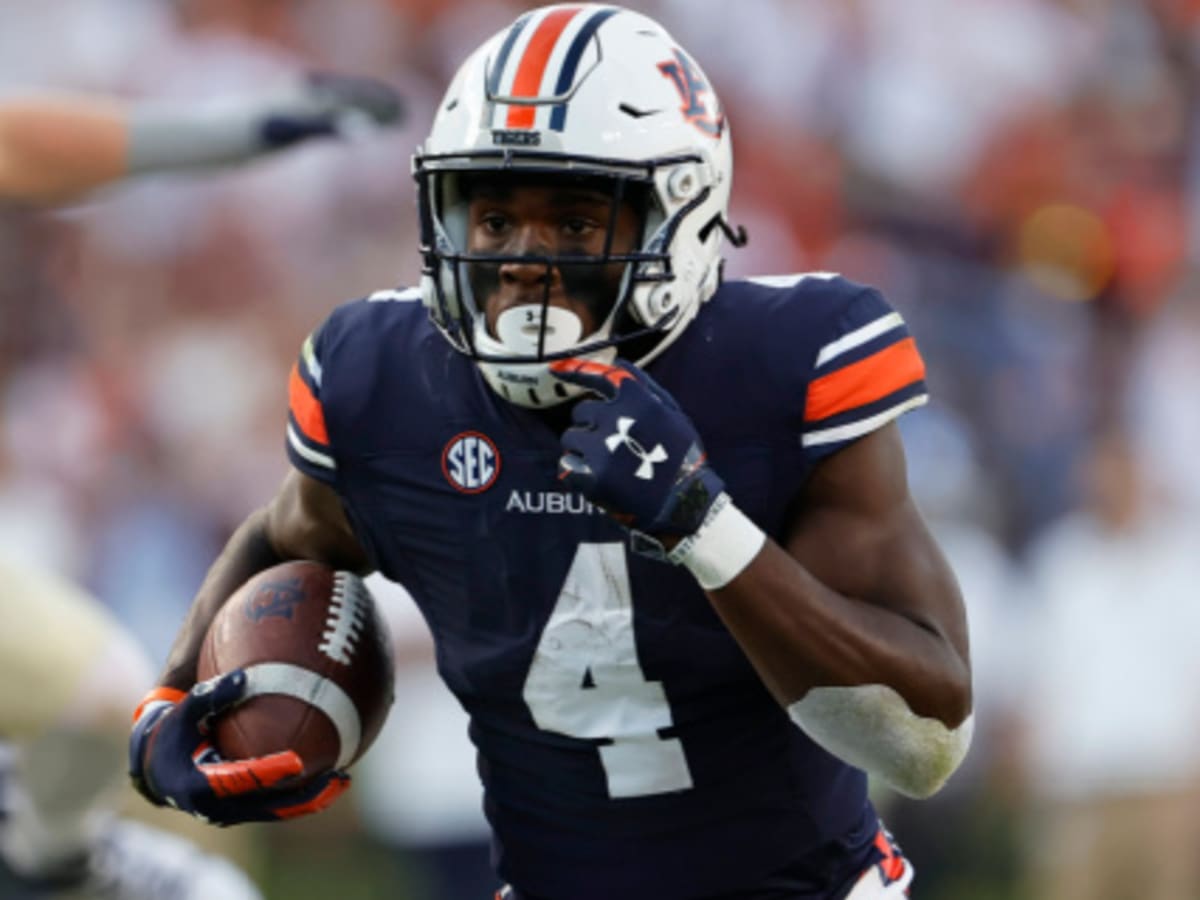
{"left": 747, "top": 272, "right": 840, "bottom": 289}
{"left": 367, "top": 287, "right": 420, "bottom": 303}
{"left": 287, "top": 423, "right": 336, "bottom": 470}
{"left": 802, "top": 394, "right": 927, "bottom": 448}
{"left": 815, "top": 312, "right": 904, "bottom": 368}
{"left": 301, "top": 334, "right": 322, "bottom": 388}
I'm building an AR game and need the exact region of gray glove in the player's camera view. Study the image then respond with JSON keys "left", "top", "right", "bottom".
{"left": 128, "top": 73, "right": 404, "bottom": 174}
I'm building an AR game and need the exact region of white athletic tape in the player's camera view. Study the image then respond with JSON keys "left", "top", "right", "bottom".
{"left": 788, "top": 684, "right": 973, "bottom": 799}
{"left": 242, "top": 663, "right": 361, "bottom": 769}
{"left": 669, "top": 493, "right": 766, "bottom": 590}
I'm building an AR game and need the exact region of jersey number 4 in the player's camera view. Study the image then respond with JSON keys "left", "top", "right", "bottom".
{"left": 522, "top": 542, "right": 694, "bottom": 799}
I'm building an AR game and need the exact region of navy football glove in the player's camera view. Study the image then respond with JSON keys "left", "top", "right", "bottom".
{"left": 258, "top": 72, "right": 404, "bottom": 149}
{"left": 129, "top": 670, "right": 349, "bottom": 826}
{"left": 550, "top": 358, "right": 725, "bottom": 538}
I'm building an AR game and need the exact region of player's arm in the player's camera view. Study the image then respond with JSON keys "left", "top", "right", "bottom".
{"left": 701, "top": 422, "right": 972, "bottom": 798}
{"left": 0, "top": 95, "right": 128, "bottom": 203}
{"left": 0, "top": 75, "right": 401, "bottom": 205}
{"left": 553, "top": 359, "right": 972, "bottom": 799}
{"left": 129, "top": 468, "right": 369, "bottom": 824}
{"left": 156, "top": 311, "right": 366, "bottom": 692}
{"left": 159, "top": 468, "right": 369, "bottom": 692}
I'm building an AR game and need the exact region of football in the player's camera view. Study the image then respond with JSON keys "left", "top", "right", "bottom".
{"left": 197, "top": 560, "right": 395, "bottom": 780}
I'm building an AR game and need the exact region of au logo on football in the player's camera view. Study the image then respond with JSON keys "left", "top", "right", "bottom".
{"left": 442, "top": 431, "right": 501, "bottom": 493}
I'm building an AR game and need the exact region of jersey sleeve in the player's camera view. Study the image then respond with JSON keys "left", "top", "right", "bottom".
{"left": 285, "top": 323, "right": 337, "bottom": 484}
{"left": 800, "top": 286, "right": 928, "bottom": 462}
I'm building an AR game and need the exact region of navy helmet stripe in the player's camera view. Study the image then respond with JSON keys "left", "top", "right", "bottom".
{"left": 549, "top": 7, "right": 620, "bottom": 131}
{"left": 487, "top": 11, "right": 534, "bottom": 97}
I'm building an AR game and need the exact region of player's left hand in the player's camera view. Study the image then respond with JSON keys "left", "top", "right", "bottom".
{"left": 550, "top": 358, "right": 725, "bottom": 538}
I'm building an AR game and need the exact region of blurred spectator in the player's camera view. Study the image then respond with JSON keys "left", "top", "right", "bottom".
{"left": 1126, "top": 290, "right": 1200, "bottom": 514}
{"left": 1022, "top": 429, "right": 1200, "bottom": 900}
{"left": 881, "top": 411, "right": 1036, "bottom": 900}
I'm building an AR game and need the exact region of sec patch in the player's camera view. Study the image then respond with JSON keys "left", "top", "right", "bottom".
{"left": 442, "top": 431, "right": 501, "bottom": 494}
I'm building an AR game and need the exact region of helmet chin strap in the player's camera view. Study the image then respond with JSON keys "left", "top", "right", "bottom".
{"left": 473, "top": 305, "right": 616, "bottom": 408}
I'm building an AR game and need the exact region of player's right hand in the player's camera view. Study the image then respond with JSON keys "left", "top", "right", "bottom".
{"left": 128, "top": 670, "right": 350, "bottom": 826}
{"left": 550, "top": 358, "right": 725, "bottom": 538}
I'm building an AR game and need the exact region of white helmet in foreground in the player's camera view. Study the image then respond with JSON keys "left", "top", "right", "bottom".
{"left": 413, "top": 3, "right": 743, "bottom": 407}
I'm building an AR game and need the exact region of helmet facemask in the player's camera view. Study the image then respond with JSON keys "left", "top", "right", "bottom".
{"left": 416, "top": 158, "right": 695, "bottom": 406}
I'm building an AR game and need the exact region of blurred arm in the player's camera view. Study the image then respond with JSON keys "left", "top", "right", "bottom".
{"left": 0, "top": 75, "right": 402, "bottom": 205}
{"left": 158, "top": 468, "right": 370, "bottom": 691}
{"left": 0, "top": 94, "right": 129, "bottom": 204}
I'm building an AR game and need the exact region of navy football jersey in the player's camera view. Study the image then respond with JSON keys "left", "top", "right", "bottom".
{"left": 286, "top": 273, "right": 928, "bottom": 900}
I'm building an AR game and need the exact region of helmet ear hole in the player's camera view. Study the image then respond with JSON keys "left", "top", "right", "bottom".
{"left": 638, "top": 284, "right": 676, "bottom": 324}
{"left": 667, "top": 166, "right": 701, "bottom": 202}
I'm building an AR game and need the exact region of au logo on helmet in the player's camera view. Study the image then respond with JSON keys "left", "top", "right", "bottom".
{"left": 658, "top": 48, "right": 724, "bottom": 138}
{"left": 443, "top": 431, "right": 502, "bottom": 494}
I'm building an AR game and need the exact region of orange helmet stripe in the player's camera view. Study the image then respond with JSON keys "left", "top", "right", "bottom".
{"left": 505, "top": 6, "right": 585, "bottom": 129}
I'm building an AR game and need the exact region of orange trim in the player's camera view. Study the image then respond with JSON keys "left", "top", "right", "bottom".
{"left": 289, "top": 362, "right": 329, "bottom": 445}
{"left": 805, "top": 337, "right": 925, "bottom": 423}
{"left": 505, "top": 6, "right": 583, "bottom": 128}
{"left": 274, "top": 773, "right": 351, "bottom": 819}
{"left": 549, "top": 358, "right": 634, "bottom": 387}
{"left": 132, "top": 686, "right": 187, "bottom": 723}
{"left": 874, "top": 829, "right": 907, "bottom": 882}
{"left": 200, "top": 750, "right": 304, "bottom": 798}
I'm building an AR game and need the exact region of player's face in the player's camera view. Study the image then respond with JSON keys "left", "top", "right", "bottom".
{"left": 465, "top": 176, "right": 643, "bottom": 339}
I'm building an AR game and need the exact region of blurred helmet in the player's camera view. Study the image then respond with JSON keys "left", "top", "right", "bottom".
{"left": 413, "top": 3, "right": 739, "bottom": 407}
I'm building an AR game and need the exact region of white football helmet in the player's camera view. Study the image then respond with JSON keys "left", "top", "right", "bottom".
{"left": 413, "top": 3, "right": 742, "bottom": 407}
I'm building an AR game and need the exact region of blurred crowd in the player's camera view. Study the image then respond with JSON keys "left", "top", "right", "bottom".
{"left": 2, "top": 1, "right": 1200, "bottom": 898}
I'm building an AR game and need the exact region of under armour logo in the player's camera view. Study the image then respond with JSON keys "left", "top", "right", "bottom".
{"left": 605, "top": 417, "right": 668, "bottom": 480}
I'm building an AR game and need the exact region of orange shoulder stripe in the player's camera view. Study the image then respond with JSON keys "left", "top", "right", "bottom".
{"left": 289, "top": 363, "right": 329, "bottom": 445}
{"left": 805, "top": 337, "right": 925, "bottom": 423}
{"left": 505, "top": 6, "right": 582, "bottom": 128}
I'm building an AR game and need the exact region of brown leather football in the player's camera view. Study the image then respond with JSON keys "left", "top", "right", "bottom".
{"left": 197, "top": 560, "right": 395, "bottom": 780}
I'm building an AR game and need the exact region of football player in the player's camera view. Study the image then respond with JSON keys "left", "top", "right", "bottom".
{"left": 0, "top": 72, "right": 402, "bottom": 205}
{"left": 129, "top": 5, "right": 973, "bottom": 898}
{"left": 0, "top": 561, "right": 262, "bottom": 899}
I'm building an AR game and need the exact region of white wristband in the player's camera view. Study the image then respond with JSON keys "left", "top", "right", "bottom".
{"left": 668, "top": 493, "right": 766, "bottom": 590}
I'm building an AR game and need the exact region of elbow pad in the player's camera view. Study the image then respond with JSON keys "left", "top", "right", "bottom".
{"left": 788, "top": 684, "right": 973, "bottom": 799}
